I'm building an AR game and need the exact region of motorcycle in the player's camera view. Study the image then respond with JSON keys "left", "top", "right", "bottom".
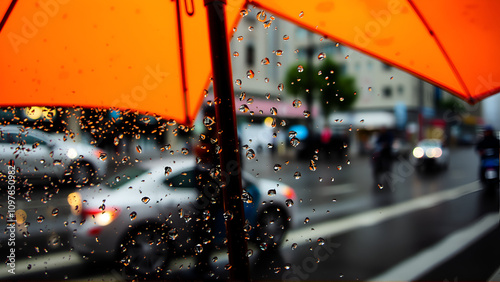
{"left": 479, "top": 148, "right": 499, "bottom": 190}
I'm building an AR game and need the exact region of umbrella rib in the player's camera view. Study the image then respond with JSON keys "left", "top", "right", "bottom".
{"left": 175, "top": 0, "right": 190, "bottom": 124}
{"left": 0, "top": 0, "right": 17, "bottom": 33}
{"left": 407, "top": 0, "right": 472, "bottom": 102}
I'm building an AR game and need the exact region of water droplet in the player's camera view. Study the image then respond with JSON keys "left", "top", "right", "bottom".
{"left": 246, "top": 249, "right": 254, "bottom": 257}
{"left": 278, "top": 83, "right": 284, "bottom": 91}
{"left": 141, "top": 197, "right": 150, "bottom": 204}
{"left": 304, "top": 217, "right": 310, "bottom": 224}
{"left": 290, "top": 137, "right": 300, "bottom": 147}
{"left": 337, "top": 165, "right": 342, "bottom": 170}
{"left": 225, "top": 264, "right": 232, "bottom": 271}
{"left": 240, "top": 9, "right": 248, "bottom": 17}
{"left": 317, "top": 238, "right": 325, "bottom": 245}
{"left": 27, "top": 264, "right": 32, "bottom": 270}
{"left": 129, "top": 212, "right": 137, "bottom": 220}
{"left": 264, "top": 78, "right": 270, "bottom": 83}
{"left": 99, "top": 153, "right": 107, "bottom": 161}
{"left": 239, "top": 104, "right": 250, "bottom": 113}
{"left": 136, "top": 145, "right": 142, "bottom": 153}
{"left": 297, "top": 65, "right": 304, "bottom": 72}
{"left": 233, "top": 51, "right": 239, "bottom": 57}
{"left": 260, "top": 242, "right": 268, "bottom": 251}
{"left": 235, "top": 79, "right": 242, "bottom": 85}
{"left": 115, "top": 176, "right": 121, "bottom": 182}
{"left": 246, "top": 70, "right": 255, "bottom": 79}
{"left": 275, "top": 50, "right": 283, "bottom": 56}
{"left": 224, "top": 211, "right": 234, "bottom": 221}
{"left": 273, "top": 164, "right": 282, "bottom": 172}
{"left": 368, "top": 87, "right": 372, "bottom": 91}
{"left": 345, "top": 55, "right": 349, "bottom": 59}
{"left": 248, "top": 25, "right": 254, "bottom": 31}
{"left": 291, "top": 243, "right": 298, "bottom": 250}
{"left": 265, "top": 93, "right": 271, "bottom": 99}
{"left": 309, "top": 160, "right": 317, "bottom": 171}
{"left": 168, "top": 228, "right": 178, "bottom": 240}
{"left": 51, "top": 208, "right": 59, "bottom": 216}
{"left": 270, "top": 107, "right": 278, "bottom": 116}
{"left": 378, "top": 184, "right": 384, "bottom": 189}
{"left": 237, "top": 92, "right": 246, "bottom": 101}
{"left": 203, "top": 116, "right": 215, "bottom": 127}
{"left": 247, "top": 98, "right": 254, "bottom": 104}
{"left": 268, "top": 189, "right": 276, "bottom": 196}
{"left": 195, "top": 244, "right": 203, "bottom": 253}
{"left": 303, "top": 111, "right": 311, "bottom": 118}
{"left": 256, "top": 10, "right": 267, "bottom": 22}
{"left": 289, "top": 131, "right": 297, "bottom": 138}
{"left": 318, "top": 52, "right": 326, "bottom": 60}
{"left": 160, "top": 144, "right": 171, "bottom": 152}
{"left": 294, "top": 171, "right": 301, "bottom": 179}
{"left": 286, "top": 199, "right": 294, "bottom": 207}
{"left": 260, "top": 57, "right": 270, "bottom": 65}
{"left": 37, "top": 215, "right": 44, "bottom": 223}
{"left": 246, "top": 149, "right": 256, "bottom": 160}
{"left": 181, "top": 148, "right": 189, "bottom": 155}
{"left": 242, "top": 190, "right": 253, "bottom": 204}
{"left": 291, "top": 99, "right": 302, "bottom": 108}
{"left": 283, "top": 34, "right": 289, "bottom": 41}
{"left": 299, "top": 11, "right": 304, "bottom": 18}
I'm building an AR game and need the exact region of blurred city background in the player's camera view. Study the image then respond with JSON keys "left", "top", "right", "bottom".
{"left": 1, "top": 8, "right": 499, "bottom": 281}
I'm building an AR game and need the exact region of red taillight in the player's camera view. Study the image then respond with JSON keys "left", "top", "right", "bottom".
{"left": 82, "top": 207, "right": 120, "bottom": 226}
{"left": 283, "top": 186, "right": 297, "bottom": 200}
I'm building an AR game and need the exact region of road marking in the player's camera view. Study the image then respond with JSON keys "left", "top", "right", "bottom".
{"left": 0, "top": 252, "right": 83, "bottom": 279}
{"left": 283, "top": 181, "right": 482, "bottom": 247}
{"left": 318, "top": 183, "right": 356, "bottom": 196}
{"left": 370, "top": 212, "right": 499, "bottom": 281}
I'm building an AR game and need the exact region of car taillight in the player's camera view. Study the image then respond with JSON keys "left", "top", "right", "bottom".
{"left": 82, "top": 208, "right": 120, "bottom": 226}
{"left": 282, "top": 186, "right": 297, "bottom": 200}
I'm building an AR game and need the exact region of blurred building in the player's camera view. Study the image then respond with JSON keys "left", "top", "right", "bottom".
{"left": 230, "top": 9, "right": 483, "bottom": 155}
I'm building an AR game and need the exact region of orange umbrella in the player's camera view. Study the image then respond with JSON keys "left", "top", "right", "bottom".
{"left": 1, "top": 1, "right": 499, "bottom": 120}
{"left": 1, "top": 0, "right": 500, "bottom": 279}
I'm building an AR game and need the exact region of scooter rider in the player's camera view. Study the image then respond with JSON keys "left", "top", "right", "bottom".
{"left": 475, "top": 125, "right": 500, "bottom": 183}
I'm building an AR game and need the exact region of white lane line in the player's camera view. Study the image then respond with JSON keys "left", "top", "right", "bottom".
{"left": 283, "top": 181, "right": 482, "bottom": 247}
{"left": 0, "top": 251, "right": 83, "bottom": 279}
{"left": 318, "top": 183, "right": 357, "bottom": 196}
{"left": 370, "top": 212, "right": 499, "bottom": 281}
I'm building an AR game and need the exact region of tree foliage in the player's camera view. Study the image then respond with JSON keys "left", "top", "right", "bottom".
{"left": 285, "top": 59, "right": 358, "bottom": 118}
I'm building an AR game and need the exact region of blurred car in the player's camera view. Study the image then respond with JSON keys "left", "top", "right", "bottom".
{"left": 68, "top": 157, "right": 297, "bottom": 277}
{"left": 411, "top": 139, "right": 450, "bottom": 171}
{"left": 0, "top": 125, "right": 108, "bottom": 184}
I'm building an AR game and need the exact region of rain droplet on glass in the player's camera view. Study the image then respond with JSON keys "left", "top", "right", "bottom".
{"left": 290, "top": 137, "right": 300, "bottom": 147}
{"left": 235, "top": 79, "right": 242, "bottom": 85}
{"left": 297, "top": 65, "right": 304, "bottom": 72}
{"left": 233, "top": 51, "right": 239, "bottom": 57}
{"left": 136, "top": 145, "right": 142, "bottom": 153}
{"left": 261, "top": 58, "right": 270, "bottom": 65}
{"left": 292, "top": 99, "right": 302, "bottom": 108}
{"left": 294, "top": 171, "right": 301, "bottom": 179}
{"left": 141, "top": 197, "right": 150, "bottom": 204}
{"left": 246, "top": 149, "right": 256, "bottom": 160}
{"left": 299, "top": 11, "right": 304, "bottom": 18}
{"left": 270, "top": 107, "right": 278, "bottom": 116}
{"left": 286, "top": 199, "right": 294, "bottom": 207}
{"left": 239, "top": 104, "right": 250, "bottom": 113}
{"left": 256, "top": 11, "right": 267, "bottom": 22}
{"left": 268, "top": 189, "right": 276, "bottom": 196}
{"left": 318, "top": 52, "right": 326, "bottom": 60}
{"left": 247, "top": 70, "right": 255, "bottom": 79}
{"left": 129, "top": 211, "right": 137, "bottom": 220}
{"left": 283, "top": 34, "right": 289, "bottom": 41}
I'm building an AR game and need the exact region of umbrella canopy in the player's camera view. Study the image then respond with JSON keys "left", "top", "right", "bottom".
{"left": 1, "top": 0, "right": 499, "bottom": 119}
{"left": 0, "top": 0, "right": 244, "bottom": 125}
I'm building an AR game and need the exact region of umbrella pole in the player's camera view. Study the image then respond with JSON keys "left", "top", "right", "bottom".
{"left": 204, "top": 1, "right": 250, "bottom": 281}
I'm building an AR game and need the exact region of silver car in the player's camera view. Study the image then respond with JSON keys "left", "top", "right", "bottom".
{"left": 68, "top": 157, "right": 297, "bottom": 277}
{"left": 0, "top": 125, "right": 108, "bottom": 184}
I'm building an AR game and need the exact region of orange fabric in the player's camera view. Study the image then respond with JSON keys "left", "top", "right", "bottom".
{"left": 1, "top": 0, "right": 499, "bottom": 125}
{"left": 0, "top": 0, "right": 245, "bottom": 125}
{"left": 251, "top": 0, "right": 500, "bottom": 103}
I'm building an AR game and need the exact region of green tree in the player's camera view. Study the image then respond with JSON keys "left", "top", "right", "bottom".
{"left": 286, "top": 59, "right": 358, "bottom": 119}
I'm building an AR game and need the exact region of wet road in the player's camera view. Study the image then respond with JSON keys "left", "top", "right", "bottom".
{"left": 1, "top": 145, "right": 499, "bottom": 280}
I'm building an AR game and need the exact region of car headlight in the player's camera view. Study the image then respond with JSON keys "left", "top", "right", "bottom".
{"left": 82, "top": 208, "right": 120, "bottom": 226}
{"left": 68, "top": 192, "right": 82, "bottom": 215}
{"left": 67, "top": 148, "right": 78, "bottom": 159}
{"left": 426, "top": 148, "right": 442, "bottom": 158}
{"left": 413, "top": 147, "right": 424, "bottom": 158}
